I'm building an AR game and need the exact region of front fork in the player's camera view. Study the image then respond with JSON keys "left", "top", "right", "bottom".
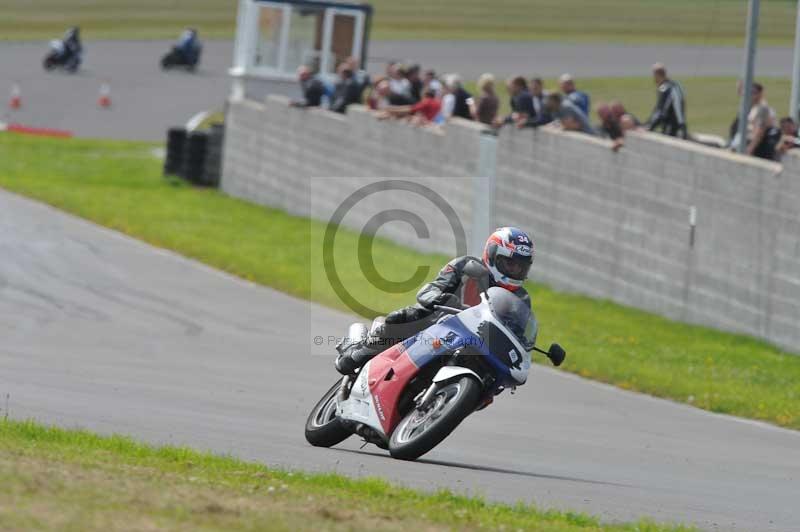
{"left": 336, "top": 374, "right": 352, "bottom": 404}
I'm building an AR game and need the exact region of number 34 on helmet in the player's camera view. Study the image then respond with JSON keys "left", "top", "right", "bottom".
{"left": 482, "top": 227, "right": 534, "bottom": 291}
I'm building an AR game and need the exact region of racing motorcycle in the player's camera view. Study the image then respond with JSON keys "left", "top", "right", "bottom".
{"left": 305, "top": 261, "right": 566, "bottom": 461}
{"left": 161, "top": 44, "right": 202, "bottom": 71}
{"left": 43, "top": 39, "right": 81, "bottom": 72}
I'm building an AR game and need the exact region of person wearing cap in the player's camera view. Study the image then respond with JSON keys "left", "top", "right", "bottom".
{"left": 646, "top": 63, "right": 687, "bottom": 139}
{"left": 558, "top": 74, "right": 590, "bottom": 115}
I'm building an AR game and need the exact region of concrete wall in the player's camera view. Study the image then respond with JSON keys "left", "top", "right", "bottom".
{"left": 222, "top": 95, "right": 487, "bottom": 255}
{"left": 221, "top": 96, "right": 800, "bottom": 352}
{"left": 496, "top": 127, "right": 799, "bottom": 349}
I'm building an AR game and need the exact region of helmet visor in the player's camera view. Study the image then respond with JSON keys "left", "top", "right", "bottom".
{"left": 495, "top": 254, "right": 531, "bottom": 281}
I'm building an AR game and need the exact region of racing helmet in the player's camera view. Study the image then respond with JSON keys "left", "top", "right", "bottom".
{"left": 482, "top": 227, "right": 534, "bottom": 290}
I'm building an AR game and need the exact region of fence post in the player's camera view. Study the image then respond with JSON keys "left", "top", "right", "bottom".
{"left": 472, "top": 130, "right": 497, "bottom": 256}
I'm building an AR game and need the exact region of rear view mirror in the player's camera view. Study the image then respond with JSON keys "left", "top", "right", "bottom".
{"left": 547, "top": 343, "right": 566, "bottom": 367}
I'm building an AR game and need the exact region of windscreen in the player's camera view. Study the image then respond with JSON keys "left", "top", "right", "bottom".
{"left": 486, "top": 287, "right": 537, "bottom": 351}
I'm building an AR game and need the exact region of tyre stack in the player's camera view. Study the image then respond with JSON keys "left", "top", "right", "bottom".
{"left": 162, "top": 123, "right": 224, "bottom": 187}
{"left": 163, "top": 127, "right": 186, "bottom": 175}
{"left": 181, "top": 131, "right": 208, "bottom": 185}
{"left": 200, "top": 123, "right": 224, "bottom": 187}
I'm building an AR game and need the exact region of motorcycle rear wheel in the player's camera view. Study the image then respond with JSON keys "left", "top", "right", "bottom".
{"left": 389, "top": 376, "right": 481, "bottom": 461}
{"left": 304, "top": 379, "right": 352, "bottom": 447}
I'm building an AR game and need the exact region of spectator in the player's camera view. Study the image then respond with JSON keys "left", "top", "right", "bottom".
{"left": 441, "top": 74, "right": 473, "bottom": 121}
{"left": 620, "top": 114, "right": 639, "bottom": 133}
{"left": 778, "top": 116, "right": 800, "bottom": 156}
{"left": 424, "top": 69, "right": 443, "bottom": 97}
{"left": 596, "top": 103, "right": 624, "bottom": 151}
{"left": 530, "top": 77, "right": 548, "bottom": 118}
{"left": 471, "top": 73, "right": 500, "bottom": 126}
{"left": 409, "top": 88, "right": 442, "bottom": 125}
{"left": 344, "top": 55, "right": 371, "bottom": 99}
{"left": 546, "top": 93, "right": 596, "bottom": 135}
{"left": 290, "top": 65, "right": 325, "bottom": 108}
{"left": 610, "top": 100, "right": 641, "bottom": 127}
{"left": 504, "top": 76, "right": 536, "bottom": 128}
{"left": 741, "top": 83, "right": 780, "bottom": 159}
{"left": 388, "top": 63, "right": 413, "bottom": 104}
{"left": 378, "top": 88, "right": 442, "bottom": 125}
{"left": 646, "top": 63, "right": 687, "bottom": 139}
{"left": 559, "top": 73, "right": 590, "bottom": 115}
{"left": 407, "top": 64, "right": 424, "bottom": 102}
{"left": 367, "top": 78, "right": 392, "bottom": 110}
{"left": 329, "top": 64, "right": 362, "bottom": 114}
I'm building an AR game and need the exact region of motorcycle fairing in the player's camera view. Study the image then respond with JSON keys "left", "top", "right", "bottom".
{"left": 453, "top": 302, "right": 531, "bottom": 385}
{"left": 365, "top": 318, "right": 481, "bottom": 434}
{"left": 339, "top": 298, "right": 531, "bottom": 438}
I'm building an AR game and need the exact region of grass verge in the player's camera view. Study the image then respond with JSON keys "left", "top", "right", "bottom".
{"left": 0, "top": 0, "right": 797, "bottom": 46}
{"left": 0, "top": 133, "right": 799, "bottom": 430}
{"left": 0, "top": 418, "right": 692, "bottom": 531}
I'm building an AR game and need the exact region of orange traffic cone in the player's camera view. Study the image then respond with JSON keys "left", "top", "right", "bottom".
{"left": 98, "top": 82, "right": 112, "bottom": 109}
{"left": 9, "top": 83, "right": 21, "bottom": 110}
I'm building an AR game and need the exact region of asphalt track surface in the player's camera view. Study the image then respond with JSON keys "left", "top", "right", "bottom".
{"left": 2, "top": 189, "right": 800, "bottom": 531}
{"left": 1, "top": 39, "right": 796, "bottom": 140}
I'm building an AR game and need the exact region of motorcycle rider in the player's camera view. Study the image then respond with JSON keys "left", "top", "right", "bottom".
{"left": 62, "top": 26, "right": 83, "bottom": 70}
{"left": 335, "top": 227, "right": 534, "bottom": 375}
{"left": 175, "top": 28, "right": 201, "bottom": 66}
{"left": 646, "top": 63, "right": 687, "bottom": 139}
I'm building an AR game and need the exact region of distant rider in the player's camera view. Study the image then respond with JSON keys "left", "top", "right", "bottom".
{"left": 335, "top": 227, "right": 535, "bottom": 375}
{"left": 176, "top": 28, "right": 201, "bottom": 65}
{"left": 62, "top": 26, "right": 83, "bottom": 70}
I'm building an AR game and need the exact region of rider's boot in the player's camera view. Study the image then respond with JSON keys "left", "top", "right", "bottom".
{"left": 335, "top": 340, "right": 382, "bottom": 375}
{"left": 334, "top": 321, "right": 383, "bottom": 375}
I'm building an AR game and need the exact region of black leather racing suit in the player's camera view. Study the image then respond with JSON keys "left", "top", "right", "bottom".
{"left": 647, "top": 79, "right": 687, "bottom": 139}
{"left": 335, "top": 256, "right": 531, "bottom": 373}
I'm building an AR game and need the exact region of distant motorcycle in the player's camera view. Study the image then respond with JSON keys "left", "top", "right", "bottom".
{"left": 161, "top": 44, "right": 203, "bottom": 72}
{"left": 305, "top": 261, "right": 566, "bottom": 461}
{"left": 43, "top": 39, "right": 81, "bottom": 73}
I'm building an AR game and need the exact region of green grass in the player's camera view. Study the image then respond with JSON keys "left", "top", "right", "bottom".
{"left": 0, "top": 0, "right": 238, "bottom": 41}
{"left": 0, "top": 419, "right": 692, "bottom": 531}
{"left": 0, "top": 0, "right": 798, "bottom": 45}
{"left": 464, "top": 76, "right": 793, "bottom": 138}
{"left": 0, "top": 133, "right": 799, "bottom": 431}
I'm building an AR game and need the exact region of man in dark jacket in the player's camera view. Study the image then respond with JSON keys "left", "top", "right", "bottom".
{"left": 503, "top": 76, "right": 536, "bottom": 127}
{"left": 330, "top": 66, "right": 362, "bottom": 113}
{"left": 291, "top": 66, "right": 326, "bottom": 108}
{"left": 335, "top": 228, "right": 535, "bottom": 375}
{"left": 443, "top": 74, "right": 474, "bottom": 121}
{"left": 646, "top": 63, "right": 688, "bottom": 138}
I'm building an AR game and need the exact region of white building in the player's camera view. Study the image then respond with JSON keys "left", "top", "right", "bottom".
{"left": 230, "top": 0, "right": 373, "bottom": 102}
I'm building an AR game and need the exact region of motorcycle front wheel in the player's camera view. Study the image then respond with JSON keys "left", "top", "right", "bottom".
{"left": 388, "top": 375, "right": 481, "bottom": 461}
{"left": 304, "top": 379, "right": 352, "bottom": 447}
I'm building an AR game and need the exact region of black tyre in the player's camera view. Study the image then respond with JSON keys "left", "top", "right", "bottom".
{"left": 43, "top": 56, "right": 56, "bottom": 71}
{"left": 389, "top": 376, "right": 481, "bottom": 461}
{"left": 305, "top": 380, "right": 352, "bottom": 448}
